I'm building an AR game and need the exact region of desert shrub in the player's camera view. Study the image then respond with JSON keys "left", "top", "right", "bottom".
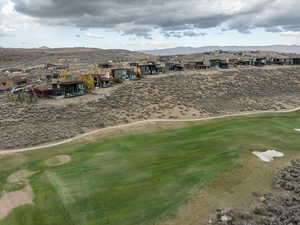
{"left": 114, "top": 77, "right": 124, "bottom": 83}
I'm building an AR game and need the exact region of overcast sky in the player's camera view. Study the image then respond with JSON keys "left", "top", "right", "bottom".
{"left": 1, "top": 0, "right": 300, "bottom": 50}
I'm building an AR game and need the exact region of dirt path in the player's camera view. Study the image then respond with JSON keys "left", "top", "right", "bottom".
{"left": 1, "top": 106, "right": 300, "bottom": 154}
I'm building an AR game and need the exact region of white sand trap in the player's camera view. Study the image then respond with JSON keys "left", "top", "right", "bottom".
{"left": 46, "top": 155, "right": 71, "bottom": 167}
{"left": 252, "top": 150, "right": 284, "bottom": 162}
{"left": 0, "top": 186, "right": 33, "bottom": 220}
{"left": 295, "top": 129, "right": 300, "bottom": 132}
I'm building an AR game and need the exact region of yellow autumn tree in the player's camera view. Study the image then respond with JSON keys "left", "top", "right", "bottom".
{"left": 80, "top": 75, "right": 95, "bottom": 90}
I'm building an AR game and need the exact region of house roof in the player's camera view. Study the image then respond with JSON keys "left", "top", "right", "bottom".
{"left": 33, "top": 85, "right": 53, "bottom": 92}
{"left": 60, "top": 80, "right": 83, "bottom": 85}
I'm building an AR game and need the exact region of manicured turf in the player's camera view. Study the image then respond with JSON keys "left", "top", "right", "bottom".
{"left": 1, "top": 111, "right": 300, "bottom": 225}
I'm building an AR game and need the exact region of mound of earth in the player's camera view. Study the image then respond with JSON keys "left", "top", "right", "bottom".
{"left": 46, "top": 155, "right": 71, "bottom": 166}
{"left": 210, "top": 159, "right": 300, "bottom": 225}
{"left": 0, "top": 67, "right": 300, "bottom": 150}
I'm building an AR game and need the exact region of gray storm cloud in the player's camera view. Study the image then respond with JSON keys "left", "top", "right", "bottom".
{"left": 10, "top": 0, "right": 300, "bottom": 37}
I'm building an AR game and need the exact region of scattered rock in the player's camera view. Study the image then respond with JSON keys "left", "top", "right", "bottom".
{"left": 210, "top": 159, "right": 300, "bottom": 225}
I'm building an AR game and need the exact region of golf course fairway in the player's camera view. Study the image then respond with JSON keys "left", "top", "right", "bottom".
{"left": 1, "top": 110, "right": 300, "bottom": 225}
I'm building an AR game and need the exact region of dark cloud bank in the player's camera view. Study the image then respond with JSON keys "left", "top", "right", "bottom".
{"left": 11, "top": 0, "right": 300, "bottom": 37}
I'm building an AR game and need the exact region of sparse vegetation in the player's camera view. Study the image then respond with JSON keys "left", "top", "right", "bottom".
{"left": 1, "top": 66, "right": 300, "bottom": 150}
{"left": 7, "top": 91, "right": 38, "bottom": 104}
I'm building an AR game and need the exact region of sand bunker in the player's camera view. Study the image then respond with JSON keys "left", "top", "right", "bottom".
{"left": 0, "top": 169, "right": 35, "bottom": 220}
{"left": 7, "top": 169, "right": 35, "bottom": 184}
{"left": 295, "top": 129, "right": 300, "bottom": 132}
{"left": 46, "top": 155, "right": 71, "bottom": 167}
{"left": 252, "top": 150, "right": 284, "bottom": 162}
{"left": 0, "top": 186, "right": 33, "bottom": 220}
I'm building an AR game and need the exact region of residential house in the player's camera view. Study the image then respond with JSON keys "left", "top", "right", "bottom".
{"left": 237, "top": 59, "right": 251, "bottom": 66}
{"left": 112, "top": 68, "right": 130, "bottom": 80}
{"left": 271, "top": 58, "right": 289, "bottom": 65}
{"left": 138, "top": 64, "right": 160, "bottom": 75}
{"left": 290, "top": 57, "right": 300, "bottom": 65}
{"left": 166, "top": 63, "right": 184, "bottom": 71}
{"left": 209, "top": 59, "right": 229, "bottom": 69}
{"left": 32, "top": 84, "right": 56, "bottom": 98}
{"left": 60, "top": 81, "right": 85, "bottom": 98}
{"left": 128, "top": 62, "right": 139, "bottom": 67}
{"left": 251, "top": 57, "right": 268, "bottom": 66}
{"left": 92, "top": 74, "right": 113, "bottom": 88}
{"left": 209, "top": 59, "right": 223, "bottom": 67}
{"left": 96, "top": 63, "right": 113, "bottom": 69}
{"left": 184, "top": 61, "right": 210, "bottom": 70}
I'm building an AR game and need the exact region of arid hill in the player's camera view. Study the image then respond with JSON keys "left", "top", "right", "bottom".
{"left": 0, "top": 47, "right": 154, "bottom": 68}
{"left": 0, "top": 66, "right": 300, "bottom": 150}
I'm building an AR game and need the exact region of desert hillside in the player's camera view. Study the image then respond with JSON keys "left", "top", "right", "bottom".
{"left": 0, "top": 47, "right": 154, "bottom": 68}
{"left": 1, "top": 66, "right": 300, "bottom": 149}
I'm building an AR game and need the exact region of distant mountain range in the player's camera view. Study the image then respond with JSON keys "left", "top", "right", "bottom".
{"left": 141, "top": 45, "right": 300, "bottom": 56}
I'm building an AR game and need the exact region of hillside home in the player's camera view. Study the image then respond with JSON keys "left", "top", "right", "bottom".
{"left": 92, "top": 74, "right": 113, "bottom": 88}
{"left": 184, "top": 61, "right": 209, "bottom": 70}
{"left": 138, "top": 64, "right": 160, "bottom": 75}
{"left": 290, "top": 57, "right": 300, "bottom": 65}
{"left": 32, "top": 84, "right": 56, "bottom": 98}
{"left": 97, "top": 63, "right": 113, "bottom": 69}
{"left": 237, "top": 59, "right": 251, "bottom": 66}
{"left": 128, "top": 62, "right": 139, "bottom": 67}
{"left": 271, "top": 58, "right": 289, "bottom": 65}
{"left": 60, "top": 81, "right": 85, "bottom": 97}
{"left": 251, "top": 58, "right": 268, "bottom": 66}
{"left": 46, "top": 73, "right": 60, "bottom": 83}
{"left": 112, "top": 68, "right": 131, "bottom": 80}
{"left": 219, "top": 61, "right": 229, "bottom": 69}
{"left": 209, "top": 59, "right": 223, "bottom": 67}
{"left": 227, "top": 58, "right": 239, "bottom": 67}
{"left": 166, "top": 63, "right": 184, "bottom": 71}
{"left": 209, "top": 59, "right": 229, "bottom": 68}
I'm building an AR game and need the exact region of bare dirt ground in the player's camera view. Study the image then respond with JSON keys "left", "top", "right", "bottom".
{"left": 0, "top": 186, "right": 33, "bottom": 220}
{"left": 0, "top": 169, "right": 35, "bottom": 220}
{"left": 7, "top": 169, "right": 35, "bottom": 184}
{"left": 1, "top": 66, "right": 300, "bottom": 150}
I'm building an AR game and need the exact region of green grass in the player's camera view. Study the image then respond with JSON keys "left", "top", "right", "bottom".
{"left": 1, "top": 111, "right": 300, "bottom": 225}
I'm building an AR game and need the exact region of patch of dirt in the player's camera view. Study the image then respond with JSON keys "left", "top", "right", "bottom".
{"left": 7, "top": 169, "right": 35, "bottom": 184}
{"left": 0, "top": 186, "right": 33, "bottom": 220}
{"left": 46, "top": 155, "right": 71, "bottom": 167}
